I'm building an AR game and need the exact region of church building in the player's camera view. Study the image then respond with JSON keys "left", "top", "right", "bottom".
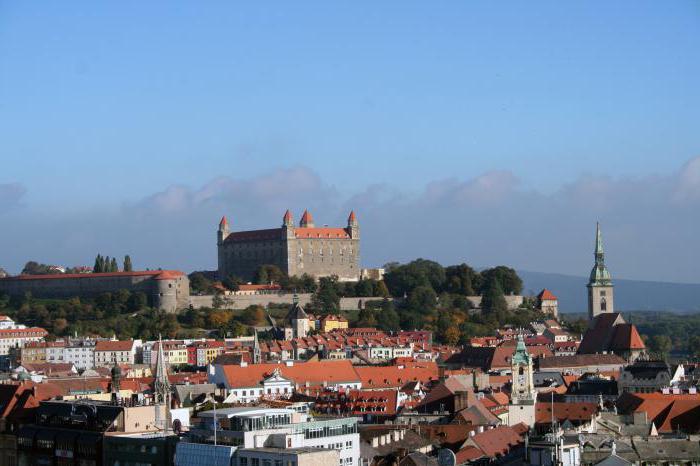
{"left": 587, "top": 222, "right": 614, "bottom": 321}
{"left": 217, "top": 210, "right": 360, "bottom": 282}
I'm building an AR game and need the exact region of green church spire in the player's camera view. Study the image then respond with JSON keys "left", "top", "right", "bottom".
{"left": 589, "top": 222, "right": 612, "bottom": 286}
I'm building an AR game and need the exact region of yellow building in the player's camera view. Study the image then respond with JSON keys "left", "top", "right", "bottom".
{"left": 320, "top": 315, "right": 349, "bottom": 333}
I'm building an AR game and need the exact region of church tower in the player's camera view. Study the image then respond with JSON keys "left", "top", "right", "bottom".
{"left": 153, "top": 335, "right": 171, "bottom": 433}
{"left": 508, "top": 335, "right": 536, "bottom": 427}
{"left": 587, "top": 222, "right": 614, "bottom": 321}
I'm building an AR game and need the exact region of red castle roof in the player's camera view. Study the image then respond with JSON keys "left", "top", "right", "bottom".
{"left": 538, "top": 289, "right": 557, "bottom": 301}
{"left": 300, "top": 209, "right": 314, "bottom": 226}
{"left": 4, "top": 270, "right": 184, "bottom": 281}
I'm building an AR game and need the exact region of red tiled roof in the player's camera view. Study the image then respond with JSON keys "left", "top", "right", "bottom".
{"left": 0, "top": 327, "right": 48, "bottom": 338}
{"left": 220, "top": 360, "right": 360, "bottom": 388}
{"left": 283, "top": 210, "right": 293, "bottom": 223}
{"left": 294, "top": 227, "right": 350, "bottom": 239}
{"left": 3, "top": 270, "right": 184, "bottom": 281}
{"left": 535, "top": 401, "right": 597, "bottom": 424}
{"left": 355, "top": 361, "right": 439, "bottom": 389}
{"left": 617, "top": 392, "right": 700, "bottom": 433}
{"left": 468, "top": 424, "right": 527, "bottom": 458}
{"left": 538, "top": 289, "right": 558, "bottom": 300}
{"left": 219, "top": 216, "right": 228, "bottom": 228}
{"left": 95, "top": 340, "right": 135, "bottom": 352}
{"left": 609, "top": 324, "right": 646, "bottom": 351}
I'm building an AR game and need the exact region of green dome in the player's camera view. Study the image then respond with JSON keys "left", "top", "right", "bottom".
{"left": 589, "top": 264, "right": 612, "bottom": 286}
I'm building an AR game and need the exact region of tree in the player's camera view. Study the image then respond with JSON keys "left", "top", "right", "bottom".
{"left": 444, "top": 264, "right": 477, "bottom": 295}
{"left": 254, "top": 265, "right": 286, "bottom": 285}
{"left": 383, "top": 259, "right": 445, "bottom": 297}
{"left": 687, "top": 335, "right": 700, "bottom": 358}
{"left": 222, "top": 275, "right": 242, "bottom": 292}
{"left": 94, "top": 255, "right": 103, "bottom": 273}
{"left": 127, "top": 292, "right": 147, "bottom": 311}
{"left": 354, "top": 279, "right": 375, "bottom": 297}
{"left": 110, "top": 257, "right": 119, "bottom": 273}
{"left": 374, "top": 281, "right": 390, "bottom": 298}
{"left": 377, "top": 299, "right": 400, "bottom": 332}
{"left": 123, "top": 255, "right": 133, "bottom": 272}
{"left": 480, "top": 266, "right": 522, "bottom": 295}
{"left": 481, "top": 276, "right": 508, "bottom": 315}
{"left": 189, "top": 273, "right": 213, "bottom": 294}
{"left": 648, "top": 334, "right": 672, "bottom": 357}
{"left": 311, "top": 276, "right": 341, "bottom": 314}
{"left": 406, "top": 286, "right": 437, "bottom": 313}
{"left": 241, "top": 305, "right": 266, "bottom": 326}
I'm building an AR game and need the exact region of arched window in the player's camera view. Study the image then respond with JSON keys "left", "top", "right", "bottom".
{"left": 600, "top": 298, "right": 607, "bottom": 311}
{"left": 518, "top": 366, "right": 524, "bottom": 376}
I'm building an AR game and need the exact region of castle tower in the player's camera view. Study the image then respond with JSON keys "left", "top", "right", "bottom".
{"left": 282, "top": 210, "right": 294, "bottom": 228}
{"left": 587, "top": 222, "right": 614, "bottom": 321}
{"left": 299, "top": 209, "right": 314, "bottom": 228}
{"left": 347, "top": 210, "right": 359, "bottom": 238}
{"left": 217, "top": 216, "right": 230, "bottom": 245}
{"left": 508, "top": 335, "right": 536, "bottom": 427}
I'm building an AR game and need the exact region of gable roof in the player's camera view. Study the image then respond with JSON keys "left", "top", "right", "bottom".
{"left": 538, "top": 289, "right": 558, "bottom": 301}
{"left": 535, "top": 401, "right": 598, "bottom": 425}
{"left": 219, "top": 360, "right": 360, "bottom": 389}
{"left": 355, "top": 361, "right": 439, "bottom": 389}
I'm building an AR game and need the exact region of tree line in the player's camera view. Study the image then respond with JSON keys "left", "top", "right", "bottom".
{"left": 93, "top": 254, "right": 133, "bottom": 273}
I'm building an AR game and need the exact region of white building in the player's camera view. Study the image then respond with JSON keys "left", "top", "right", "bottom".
{"left": 64, "top": 339, "right": 97, "bottom": 370}
{"left": 0, "top": 327, "right": 48, "bottom": 356}
{"left": 94, "top": 339, "right": 140, "bottom": 367}
{"left": 179, "top": 407, "right": 360, "bottom": 466}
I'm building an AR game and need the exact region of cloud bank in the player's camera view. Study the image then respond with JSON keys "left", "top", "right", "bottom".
{"left": 1, "top": 158, "right": 699, "bottom": 283}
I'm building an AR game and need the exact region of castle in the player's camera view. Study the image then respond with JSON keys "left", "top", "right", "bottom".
{"left": 217, "top": 210, "right": 360, "bottom": 282}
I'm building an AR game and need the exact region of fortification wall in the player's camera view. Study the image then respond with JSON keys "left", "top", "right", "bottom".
{"left": 0, "top": 273, "right": 189, "bottom": 313}
{"left": 466, "top": 295, "right": 524, "bottom": 310}
{"left": 189, "top": 293, "right": 386, "bottom": 310}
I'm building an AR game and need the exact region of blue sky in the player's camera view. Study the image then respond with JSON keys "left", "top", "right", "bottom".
{"left": 1, "top": 1, "right": 699, "bottom": 282}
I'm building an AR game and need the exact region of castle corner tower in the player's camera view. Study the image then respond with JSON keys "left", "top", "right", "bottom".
{"left": 587, "top": 222, "right": 614, "bottom": 321}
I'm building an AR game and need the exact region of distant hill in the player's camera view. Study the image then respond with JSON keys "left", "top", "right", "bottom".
{"left": 518, "top": 270, "right": 700, "bottom": 314}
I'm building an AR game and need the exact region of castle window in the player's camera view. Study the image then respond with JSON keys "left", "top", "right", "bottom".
{"left": 600, "top": 298, "right": 607, "bottom": 311}
{"left": 600, "top": 290, "right": 606, "bottom": 297}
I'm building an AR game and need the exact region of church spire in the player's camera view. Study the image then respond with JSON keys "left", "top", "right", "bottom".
{"left": 154, "top": 335, "right": 170, "bottom": 404}
{"left": 589, "top": 222, "right": 612, "bottom": 286}
{"left": 595, "top": 222, "right": 604, "bottom": 263}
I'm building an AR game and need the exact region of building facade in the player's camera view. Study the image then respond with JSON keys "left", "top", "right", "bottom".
{"left": 217, "top": 210, "right": 360, "bottom": 281}
{"left": 587, "top": 223, "right": 614, "bottom": 321}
